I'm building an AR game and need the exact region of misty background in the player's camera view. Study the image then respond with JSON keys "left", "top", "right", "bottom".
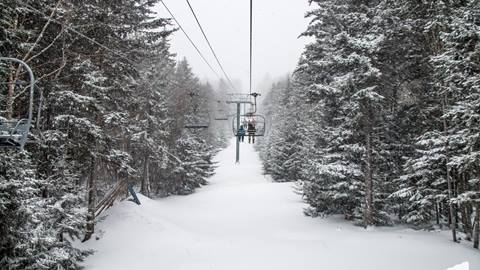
{"left": 154, "top": 0, "right": 313, "bottom": 93}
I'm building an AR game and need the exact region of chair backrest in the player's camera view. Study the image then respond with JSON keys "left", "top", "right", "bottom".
{"left": 0, "top": 119, "right": 13, "bottom": 134}
{"left": 184, "top": 112, "right": 210, "bottom": 129}
{"left": 0, "top": 123, "right": 7, "bottom": 134}
{"left": 13, "top": 119, "right": 29, "bottom": 135}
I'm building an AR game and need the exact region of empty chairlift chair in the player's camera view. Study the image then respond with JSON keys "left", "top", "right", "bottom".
{"left": 184, "top": 92, "right": 210, "bottom": 129}
{"left": 0, "top": 57, "right": 35, "bottom": 151}
{"left": 184, "top": 113, "right": 210, "bottom": 129}
{"left": 0, "top": 118, "right": 30, "bottom": 148}
{"left": 214, "top": 101, "right": 229, "bottom": 121}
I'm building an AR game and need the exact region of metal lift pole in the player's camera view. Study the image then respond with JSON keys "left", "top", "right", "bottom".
{"left": 236, "top": 103, "right": 241, "bottom": 163}
{"left": 227, "top": 95, "right": 253, "bottom": 163}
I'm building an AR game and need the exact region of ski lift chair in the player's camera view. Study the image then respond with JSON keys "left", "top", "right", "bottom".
{"left": 184, "top": 92, "right": 211, "bottom": 129}
{"left": 214, "top": 108, "right": 229, "bottom": 121}
{"left": 184, "top": 111, "right": 211, "bottom": 129}
{"left": 232, "top": 114, "right": 266, "bottom": 137}
{"left": 0, "top": 118, "right": 29, "bottom": 148}
{"left": 0, "top": 57, "right": 35, "bottom": 151}
{"left": 213, "top": 100, "right": 229, "bottom": 121}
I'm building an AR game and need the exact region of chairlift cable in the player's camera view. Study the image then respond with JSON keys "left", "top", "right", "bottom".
{"left": 185, "top": 0, "right": 237, "bottom": 92}
{"left": 160, "top": 0, "right": 223, "bottom": 81}
{"left": 19, "top": 2, "right": 222, "bottom": 84}
{"left": 249, "top": 0, "right": 253, "bottom": 96}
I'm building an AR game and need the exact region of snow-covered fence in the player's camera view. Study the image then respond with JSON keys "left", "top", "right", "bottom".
{"left": 95, "top": 180, "right": 128, "bottom": 217}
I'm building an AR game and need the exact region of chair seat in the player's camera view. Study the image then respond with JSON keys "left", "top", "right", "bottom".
{"left": 185, "top": 125, "right": 209, "bottom": 129}
{"left": 0, "top": 133, "right": 22, "bottom": 139}
{"left": 0, "top": 138, "right": 20, "bottom": 147}
{"left": 0, "top": 118, "right": 29, "bottom": 148}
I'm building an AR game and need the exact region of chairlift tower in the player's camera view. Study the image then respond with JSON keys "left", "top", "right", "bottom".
{"left": 226, "top": 94, "right": 253, "bottom": 163}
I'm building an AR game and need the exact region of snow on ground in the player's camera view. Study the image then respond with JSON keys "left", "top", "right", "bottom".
{"left": 448, "top": 262, "right": 469, "bottom": 270}
{"left": 81, "top": 139, "right": 480, "bottom": 270}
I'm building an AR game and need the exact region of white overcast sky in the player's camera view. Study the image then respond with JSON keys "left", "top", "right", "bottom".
{"left": 154, "top": 0, "right": 313, "bottom": 92}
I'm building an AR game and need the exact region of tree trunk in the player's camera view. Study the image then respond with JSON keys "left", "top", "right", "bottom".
{"left": 467, "top": 203, "right": 474, "bottom": 237}
{"left": 83, "top": 156, "right": 96, "bottom": 242}
{"left": 474, "top": 204, "right": 479, "bottom": 249}
{"left": 140, "top": 153, "right": 150, "bottom": 197}
{"left": 447, "top": 202, "right": 452, "bottom": 226}
{"left": 364, "top": 131, "right": 374, "bottom": 226}
{"left": 442, "top": 96, "right": 457, "bottom": 242}
{"left": 5, "top": 17, "right": 19, "bottom": 119}
{"left": 6, "top": 67, "right": 15, "bottom": 119}
{"left": 459, "top": 174, "right": 472, "bottom": 240}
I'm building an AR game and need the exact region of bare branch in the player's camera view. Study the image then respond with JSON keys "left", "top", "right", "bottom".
{"left": 22, "top": 0, "right": 64, "bottom": 62}
{"left": 12, "top": 60, "right": 67, "bottom": 101}
{"left": 26, "top": 26, "right": 66, "bottom": 63}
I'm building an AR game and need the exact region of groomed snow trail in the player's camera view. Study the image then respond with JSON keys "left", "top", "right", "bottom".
{"left": 82, "top": 139, "right": 480, "bottom": 270}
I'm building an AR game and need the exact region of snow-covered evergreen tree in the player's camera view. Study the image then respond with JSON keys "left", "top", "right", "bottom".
{"left": 0, "top": 0, "right": 226, "bottom": 267}
{"left": 260, "top": 0, "right": 479, "bottom": 238}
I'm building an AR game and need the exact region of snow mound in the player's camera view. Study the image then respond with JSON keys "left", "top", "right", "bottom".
{"left": 448, "top": 262, "right": 469, "bottom": 270}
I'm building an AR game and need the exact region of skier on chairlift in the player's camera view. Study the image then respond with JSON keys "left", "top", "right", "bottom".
{"left": 247, "top": 121, "right": 256, "bottom": 144}
{"left": 238, "top": 125, "right": 246, "bottom": 142}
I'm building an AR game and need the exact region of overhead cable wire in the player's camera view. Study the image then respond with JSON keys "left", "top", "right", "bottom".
{"left": 185, "top": 0, "right": 237, "bottom": 92}
{"left": 24, "top": 0, "right": 224, "bottom": 83}
{"left": 249, "top": 0, "right": 253, "bottom": 95}
{"left": 160, "top": 0, "right": 223, "bottom": 81}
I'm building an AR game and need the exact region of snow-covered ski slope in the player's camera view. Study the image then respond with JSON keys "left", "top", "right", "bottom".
{"left": 81, "top": 139, "right": 479, "bottom": 270}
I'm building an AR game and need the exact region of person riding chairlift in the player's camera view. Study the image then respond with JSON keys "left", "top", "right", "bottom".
{"left": 238, "top": 125, "right": 246, "bottom": 142}
{"left": 247, "top": 121, "right": 256, "bottom": 144}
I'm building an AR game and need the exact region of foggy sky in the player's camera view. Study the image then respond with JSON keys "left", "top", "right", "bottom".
{"left": 154, "top": 0, "right": 312, "bottom": 92}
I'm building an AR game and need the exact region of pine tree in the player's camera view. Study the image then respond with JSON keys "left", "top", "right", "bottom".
{"left": 1, "top": 0, "right": 224, "bottom": 266}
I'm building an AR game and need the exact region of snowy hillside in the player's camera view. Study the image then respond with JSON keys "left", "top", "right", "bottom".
{"left": 2, "top": 1, "right": 479, "bottom": 269}
{"left": 81, "top": 140, "right": 479, "bottom": 270}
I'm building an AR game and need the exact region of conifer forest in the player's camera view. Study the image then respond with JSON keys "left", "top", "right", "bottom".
{"left": 0, "top": 0, "right": 479, "bottom": 269}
